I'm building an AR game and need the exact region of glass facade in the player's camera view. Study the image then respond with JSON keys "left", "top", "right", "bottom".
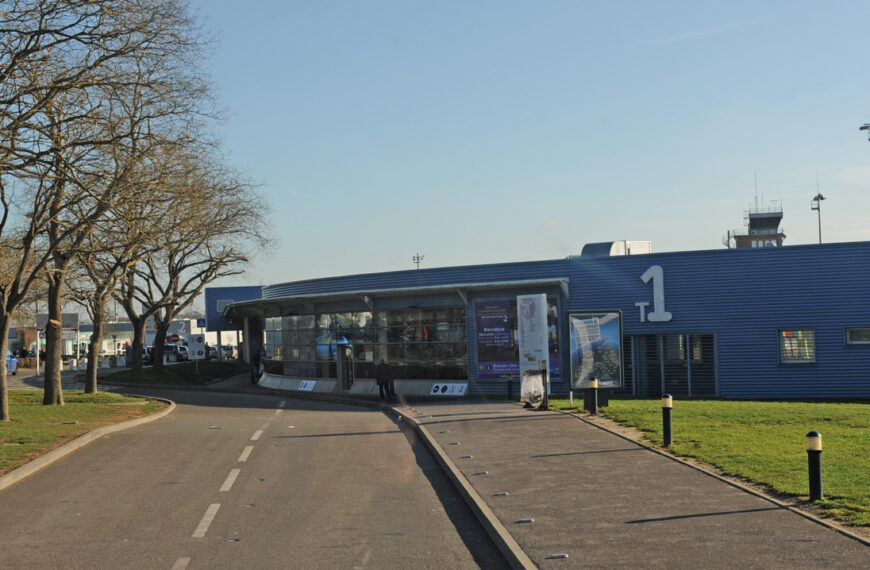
{"left": 265, "top": 307, "right": 468, "bottom": 380}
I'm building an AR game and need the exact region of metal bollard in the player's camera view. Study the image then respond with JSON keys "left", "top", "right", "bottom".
{"left": 806, "top": 431, "right": 823, "bottom": 501}
{"left": 589, "top": 378, "right": 599, "bottom": 415}
{"left": 507, "top": 377, "right": 513, "bottom": 400}
{"left": 662, "top": 394, "right": 673, "bottom": 447}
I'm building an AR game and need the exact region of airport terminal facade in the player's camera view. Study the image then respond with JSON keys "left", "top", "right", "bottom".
{"left": 214, "top": 241, "right": 870, "bottom": 400}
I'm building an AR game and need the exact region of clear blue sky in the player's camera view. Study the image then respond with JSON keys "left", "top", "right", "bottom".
{"left": 190, "top": 0, "right": 870, "bottom": 287}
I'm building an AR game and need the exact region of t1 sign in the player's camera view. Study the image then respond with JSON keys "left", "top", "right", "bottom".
{"left": 636, "top": 265, "right": 673, "bottom": 323}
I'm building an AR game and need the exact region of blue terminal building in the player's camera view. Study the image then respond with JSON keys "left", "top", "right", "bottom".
{"left": 215, "top": 240, "right": 870, "bottom": 400}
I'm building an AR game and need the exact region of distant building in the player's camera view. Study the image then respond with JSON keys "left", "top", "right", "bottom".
{"left": 723, "top": 204, "right": 786, "bottom": 248}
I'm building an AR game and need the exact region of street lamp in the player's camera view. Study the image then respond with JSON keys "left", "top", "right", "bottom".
{"left": 811, "top": 193, "right": 825, "bottom": 244}
{"left": 860, "top": 123, "right": 870, "bottom": 140}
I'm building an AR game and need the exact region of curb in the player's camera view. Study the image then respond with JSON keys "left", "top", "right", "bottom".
{"left": 0, "top": 396, "right": 176, "bottom": 494}
{"left": 558, "top": 408, "right": 870, "bottom": 549}
{"left": 397, "top": 409, "right": 537, "bottom": 570}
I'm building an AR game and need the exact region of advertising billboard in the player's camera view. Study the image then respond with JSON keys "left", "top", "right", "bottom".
{"left": 568, "top": 311, "right": 623, "bottom": 389}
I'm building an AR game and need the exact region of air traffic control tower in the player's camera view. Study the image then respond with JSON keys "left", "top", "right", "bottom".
{"left": 723, "top": 204, "right": 785, "bottom": 249}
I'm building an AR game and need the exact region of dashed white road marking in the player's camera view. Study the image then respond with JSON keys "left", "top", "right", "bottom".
{"left": 171, "top": 557, "right": 191, "bottom": 570}
{"left": 192, "top": 503, "right": 221, "bottom": 538}
{"left": 238, "top": 446, "right": 253, "bottom": 462}
{"left": 251, "top": 430, "right": 263, "bottom": 441}
{"left": 220, "top": 468, "right": 241, "bottom": 492}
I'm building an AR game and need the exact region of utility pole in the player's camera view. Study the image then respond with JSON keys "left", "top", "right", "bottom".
{"left": 412, "top": 253, "right": 424, "bottom": 270}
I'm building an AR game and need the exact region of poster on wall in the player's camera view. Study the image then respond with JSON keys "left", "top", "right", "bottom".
{"left": 517, "top": 294, "right": 549, "bottom": 378}
{"left": 568, "top": 311, "right": 623, "bottom": 389}
{"left": 476, "top": 301, "right": 517, "bottom": 379}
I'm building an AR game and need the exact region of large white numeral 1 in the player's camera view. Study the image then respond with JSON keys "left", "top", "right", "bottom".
{"left": 640, "top": 265, "right": 672, "bottom": 322}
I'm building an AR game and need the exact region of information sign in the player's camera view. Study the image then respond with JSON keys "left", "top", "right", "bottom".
{"left": 429, "top": 383, "right": 467, "bottom": 396}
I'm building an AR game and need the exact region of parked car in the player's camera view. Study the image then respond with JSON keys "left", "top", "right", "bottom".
{"left": 177, "top": 345, "right": 190, "bottom": 361}
{"left": 207, "top": 345, "right": 236, "bottom": 359}
{"left": 163, "top": 343, "right": 185, "bottom": 362}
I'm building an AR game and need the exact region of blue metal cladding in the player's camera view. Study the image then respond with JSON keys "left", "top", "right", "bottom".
{"left": 205, "top": 286, "right": 263, "bottom": 332}
{"left": 261, "top": 241, "right": 870, "bottom": 399}
{"left": 563, "top": 242, "right": 870, "bottom": 399}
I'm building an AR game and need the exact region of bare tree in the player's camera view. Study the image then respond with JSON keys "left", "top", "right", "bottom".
{"left": 119, "top": 150, "right": 266, "bottom": 378}
{"left": 0, "top": 0, "right": 211, "bottom": 416}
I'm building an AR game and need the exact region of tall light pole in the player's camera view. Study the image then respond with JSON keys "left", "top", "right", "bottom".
{"left": 811, "top": 193, "right": 825, "bottom": 244}
{"left": 412, "top": 253, "right": 424, "bottom": 270}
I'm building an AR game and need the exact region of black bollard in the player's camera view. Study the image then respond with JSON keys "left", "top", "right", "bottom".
{"left": 508, "top": 377, "right": 514, "bottom": 401}
{"left": 806, "top": 431, "right": 823, "bottom": 501}
{"left": 662, "top": 394, "right": 673, "bottom": 447}
{"left": 541, "top": 369, "right": 550, "bottom": 411}
{"left": 589, "top": 378, "right": 599, "bottom": 415}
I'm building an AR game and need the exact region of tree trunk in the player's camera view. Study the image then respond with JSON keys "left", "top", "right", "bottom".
{"left": 0, "top": 314, "right": 12, "bottom": 421}
{"left": 43, "top": 273, "right": 65, "bottom": 406}
{"left": 151, "top": 319, "right": 171, "bottom": 374}
{"left": 128, "top": 316, "right": 148, "bottom": 381}
{"left": 85, "top": 311, "right": 104, "bottom": 394}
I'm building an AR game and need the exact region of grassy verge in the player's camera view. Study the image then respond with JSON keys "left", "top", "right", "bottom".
{"left": 0, "top": 390, "right": 165, "bottom": 476}
{"left": 101, "top": 360, "right": 245, "bottom": 386}
{"left": 549, "top": 398, "right": 870, "bottom": 527}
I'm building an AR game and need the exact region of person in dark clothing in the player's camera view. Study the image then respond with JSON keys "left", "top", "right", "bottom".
{"left": 251, "top": 349, "right": 262, "bottom": 384}
{"left": 376, "top": 359, "right": 395, "bottom": 401}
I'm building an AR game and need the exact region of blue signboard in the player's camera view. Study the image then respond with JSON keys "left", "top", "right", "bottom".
{"left": 476, "top": 300, "right": 516, "bottom": 379}
{"left": 204, "top": 286, "right": 263, "bottom": 331}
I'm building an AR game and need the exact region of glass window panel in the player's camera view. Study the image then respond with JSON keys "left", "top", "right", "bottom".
{"left": 334, "top": 312, "right": 354, "bottom": 330}
{"left": 846, "top": 327, "right": 870, "bottom": 345}
{"left": 316, "top": 313, "right": 333, "bottom": 331}
{"left": 437, "top": 342, "right": 467, "bottom": 361}
{"left": 354, "top": 312, "right": 373, "bottom": 330}
{"left": 387, "top": 345, "right": 405, "bottom": 362}
{"left": 779, "top": 329, "right": 815, "bottom": 363}
{"left": 353, "top": 344, "right": 375, "bottom": 362}
{"left": 405, "top": 343, "right": 435, "bottom": 362}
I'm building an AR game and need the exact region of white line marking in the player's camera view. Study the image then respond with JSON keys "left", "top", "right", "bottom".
{"left": 192, "top": 503, "right": 221, "bottom": 538}
{"left": 251, "top": 430, "right": 263, "bottom": 441}
{"left": 238, "top": 446, "right": 253, "bottom": 462}
{"left": 220, "top": 468, "right": 241, "bottom": 492}
{"left": 171, "top": 557, "right": 191, "bottom": 570}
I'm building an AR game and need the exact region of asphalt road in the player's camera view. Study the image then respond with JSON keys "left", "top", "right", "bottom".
{"left": 0, "top": 389, "right": 505, "bottom": 569}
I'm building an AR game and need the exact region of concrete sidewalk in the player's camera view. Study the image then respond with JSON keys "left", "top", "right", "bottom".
{"left": 394, "top": 401, "right": 869, "bottom": 569}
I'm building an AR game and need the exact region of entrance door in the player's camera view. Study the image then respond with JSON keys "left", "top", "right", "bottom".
{"left": 629, "top": 333, "right": 716, "bottom": 397}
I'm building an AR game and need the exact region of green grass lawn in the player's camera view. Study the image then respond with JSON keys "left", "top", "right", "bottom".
{"left": 0, "top": 391, "right": 165, "bottom": 476}
{"left": 549, "top": 398, "right": 870, "bottom": 527}
{"left": 101, "top": 360, "right": 244, "bottom": 386}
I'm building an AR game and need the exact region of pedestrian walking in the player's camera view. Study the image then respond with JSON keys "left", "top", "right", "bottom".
{"left": 376, "top": 359, "right": 395, "bottom": 401}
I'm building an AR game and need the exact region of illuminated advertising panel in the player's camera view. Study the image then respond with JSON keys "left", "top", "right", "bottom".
{"left": 568, "top": 311, "right": 623, "bottom": 389}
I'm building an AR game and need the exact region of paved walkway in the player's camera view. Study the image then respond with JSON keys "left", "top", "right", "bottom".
{"left": 391, "top": 401, "right": 869, "bottom": 569}
{"left": 9, "top": 371, "right": 869, "bottom": 568}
